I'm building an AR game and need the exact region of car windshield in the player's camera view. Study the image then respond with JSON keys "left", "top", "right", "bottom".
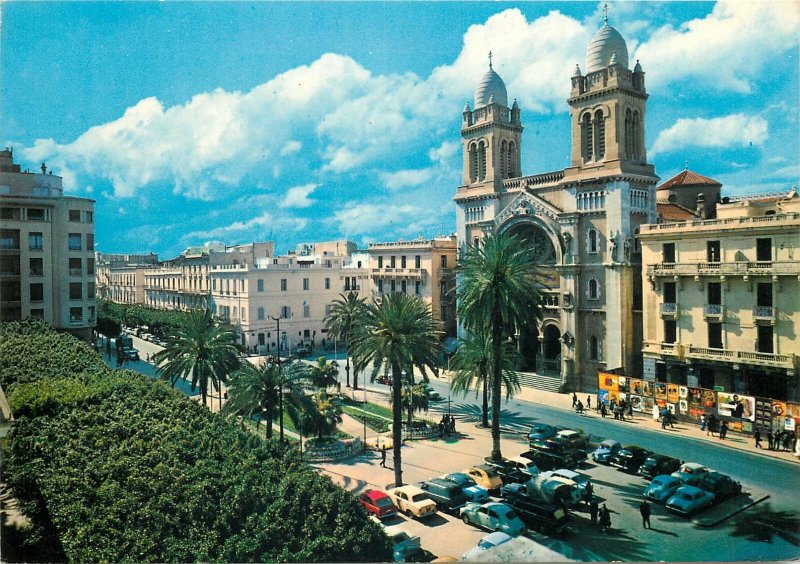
{"left": 678, "top": 492, "right": 692, "bottom": 500}
{"left": 376, "top": 498, "right": 394, "bottom": 507}
{"left": 412, "top": 494, "right": 427, "bottom": 502}
{"left": 504, "top": 510, "right": 519, "bottom": 520}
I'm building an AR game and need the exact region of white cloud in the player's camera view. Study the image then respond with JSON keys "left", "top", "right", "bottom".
{"left": 767, "top": 156, "right": 788, "bottom": 165}
{"left": 280, "top": 183, "right": 319, "bottom": 208}
{"left": 765, "top": 164, "right": 800, "bottom": 180}
{"left": 330, "top": 203, "right": 419, "bottom": 236}
{"left": 183, "top": 211, "right": 307, "bottom": 242}
{"left": 651, "top": 114, "right": 768, "bottom": 157}
{"left": 380, "top": 168, "right": 434, "bottom": 190}
{"left": 634, "top": 1, "right": 800, "bottom": 93}
{"left": 279, "top": 140, "right": 302, "bottom": 156}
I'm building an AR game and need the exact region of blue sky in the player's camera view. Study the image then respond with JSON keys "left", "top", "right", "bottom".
{"left": 2, "top": 1, "right": 798, "bottom": 258}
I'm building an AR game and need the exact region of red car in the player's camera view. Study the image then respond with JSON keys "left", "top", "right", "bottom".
{"left": 358, "top": 490, "right": 398, "bottom": 519}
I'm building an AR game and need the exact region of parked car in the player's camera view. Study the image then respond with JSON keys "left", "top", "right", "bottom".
{"left": 418, "top": 478, "right": 467, "bottom": 513}
{"left": 507, "top": 456, "right": 540, "bottom": 479}
{"left": 520, "top": 449, "right": 561, "bottom": 471}
{"left": 697, "top": 471, "right": 742, "bottom": 502}
{"left": 610, "top": 446, "right": 652, "bottom": 472}
{"left": 295, "top": 345, "right": 311, "bottom": 357}
{"left": 671, "top": 462, "right": 710, "bottom": 486}
{"left": 546, "top": 468, "right": 592, "bottom": 495}
{"left": 638, "top": 454, "right": 682, "bottom": 480}
{"left": 443, "top": 472, "right": 489, "bottom": 503}
{"left": 466, "top": 465, "right": 504, "bottom": 493}
{"left": 507, "top": 495, "right": 570, "bottom": 535}
{"left": 555, "top": 429, "right": 590, "bottom": 451}
{"left": 643, "top": 474, "right": 683, "bottom": 503}
{"left": 358, "top": 490, "right": 398, "bottom": 519}
{"left": 537, "top": 472, "right": 582, "bottom": 506}
{"left": 499, "top": 482, "right": 528, "bottom": 500}
{"left": 665, "top": 485, "right": 715, "bottom": 516}
{"left": 529, "top": 438, "right": 585, "bottom": 468}
{"left": 591, "top": 440, "right": 622, "bottom": 464}
{"left": 385, "top": 485, "right": 437, "bottom": 519}
{"left": 121, "top": 346, "right": 140, "bottom": 360}
{"left": 425, "top": 388, "right": 443, "bottom": 401}
{"left": 460, "top": 502, "right": 526, "bottom": 537}
{"left": 387, "top": 529, "right": 422, "bottom": 562}
{"left": 483, "top": 457, "right": 529, "bottom": 485}
{"left": 461, "top": 531, "right": 513, "bottom": 561}
{"left": 528, "top": 423, "right": 558, "bottom": 445}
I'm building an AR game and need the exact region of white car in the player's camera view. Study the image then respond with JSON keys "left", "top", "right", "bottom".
{"left": 462, "top": 531, "right": 513, "bottom": 561}
{"left": 671, "top": 462, "right": 710, "bottom": 486}
{"left": 547, "top": 468, "right": 591, "bottom": 494}
{"left": 537, "top": 472, "right": 582, "bottom": 505}
{"left": 385, "top": 485, "right": 437, "bottom": 519}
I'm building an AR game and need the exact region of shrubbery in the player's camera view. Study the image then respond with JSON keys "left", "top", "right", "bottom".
{"left": 1, "top": 320, "right": 391, "bottom": 563}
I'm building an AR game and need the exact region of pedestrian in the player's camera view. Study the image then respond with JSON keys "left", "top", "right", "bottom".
{"left": 700, "top": 414, "right": 707, "bottom": 432}
{"left": 601, "top": 505, "right": 612, "bottom": 533}
{"left": 667, "top": 410, "right": 675, "bottom": 428}
{"left": 754, "top": 428, "right": 762, "bottom": 449}
{"left": 639, "top": 499, "right": 651, "bottom": 529}
{"left": 380, "top": 445, "right": 387, "bottom": 468}
{"left": 767, "top": 429, "right": 774, "bottom": 450}
{"left": 628, "top": 401, "right": 634, "bottom": 418}
{"left": 450, "top": 417, "right": 456, "bottom": 435}
{"left": 719, "top": 420, "right": 729, "bottom": 440}
{"left": 572, "top": 392, "right": 578, "bottom": 409}
{"left": 601, "top": 402, "right": 607, "bottom": 418}
{"left": 619, "top": 400, "right": 626, "bottom": 422}
{"left": 587, "top": 396, "right": 592, "bottom": 410}
{"left": 438, "top": 421, "right": 444, "bottom": 437}
{"left": 583, "top": 482, "right": 594, "bottom": 505}
{"left": 590, "top": 498, "right": 599, "bottom": 525}
{"left": 707, "top": 414, "right": 717, "bottom": 437}
{"left": 661, "top": 408, "right": 668, "bottom": 429}
{"left": 576, "top": 400, "right": 584, "bottom": 414}
{"left": 146, "top": 352, "right": 150, "bottom": 363}
{"left": 783, "top": 431, "right": 792, "bottom": 451}
{"left": 614, "top": 405, "right": 620, "bottom": 420}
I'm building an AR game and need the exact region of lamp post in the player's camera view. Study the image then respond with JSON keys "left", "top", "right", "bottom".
{"left": 363, "top": 384, "right": 368, "bottom": 448}
{"left": 269, "top": 314, "right": 284, "bottom": 443}
{"left": 447, "top": 353, "right": 452, "bottom": 419}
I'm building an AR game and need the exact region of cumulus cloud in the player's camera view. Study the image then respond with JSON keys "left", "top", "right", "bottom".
{"left": 765, "top": 164, "right": 800, "bottom": 180}
{"left": 280, "top": 140, "right": 302, "bottom": 156}
{"left": 651, "top": 114, "right": 768, "bottom": 157}
{"left": 183, "top": 211, "right": 307, "bottom": 241}
{"left": 634, "top": 1, "right": 800, "bottom": 93}
{"left": 280, "top": 183, "right": 319, "bottom": 208}
{"left": 380, "top": 168, "right": 434, "bottom": 190}
{"left": 330, "top": 203, "right": 425, "bottom": 236}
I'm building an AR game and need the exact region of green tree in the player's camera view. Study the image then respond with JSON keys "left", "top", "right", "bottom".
{"left": 397, "top": 381, "right": 429, "bottom": 427}
{"left": 451, "top": 329, "right": 520, "bottom": 429}
{"left": 276, "top": 360, "right": 314, "bottom": 442}
{"left": 457, "top": 232, "right": 541, "bottom": 461}
{"left": 351, "top": 292, "right": 441, "bottom": 486}
{"left": 152, "top": 308, "right": 241, "bottom": 409}
{"left": 309, "top": 356, "right": 340, "bottom": 390}
{"left": 324, "top": 292, "right": 366, "bottom": 389}
{"left": 223, "top": 359, "right": 281, "bottom": 439}
{"left": 301, "top": 390, "right": 343, "bottom": 439}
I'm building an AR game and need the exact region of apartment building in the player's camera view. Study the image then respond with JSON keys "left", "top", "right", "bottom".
{"left": 0, "top": 148, "right": 95, "bottom": 340}
{"left": 96, "top": 252, "right": 159, "bottom": 304}
{"left": 641, "top": 187, "right": 800, "bottom": 403}
{"left": 367, "top": 235, "right": 457, "bottom": 337}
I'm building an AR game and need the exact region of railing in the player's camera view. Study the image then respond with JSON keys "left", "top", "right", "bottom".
{"left": 647, "top": 261, "right": 799, "bottom": 277}
{"left": 69, "top": 268, "right": 82, "bottom": 276}
{"left": 502, "top": 170, "right": 565, "bottom": 190}
{"left": 686, "top": 345, "right": 794, "bottom": 368}
{"left": 370, "top": 268, "right": 426, "bottom": 278}
{"left": 536, "top": 356, "right": 561, "bottom": 375}
{"left": 641, "top": 212, "right": 800, "bottom": 233}
{"left": 660, "top": 302, "right": 677, "bottom": 314}
{"left": 642, "top": 341, "right": 682, "bottom": 357}
{"left": 752, "top": 306, "right": 775, "bottom": 320}
{"left": 703, "top": 304, "right": 724, "bottom": 317}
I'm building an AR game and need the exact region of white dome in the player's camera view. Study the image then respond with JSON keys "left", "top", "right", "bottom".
{"left": 586, "top": 23, "right": 629, "bottom": 73}
{"left": 474, "top": 66, "right": 508, "bottom": 108}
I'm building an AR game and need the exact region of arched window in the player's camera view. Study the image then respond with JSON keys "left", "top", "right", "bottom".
{"left": 508, "top": 142, "right": 516, "bottom": 178}
{"left": 587, "top": 228, "right": 598, "bottom": 254}
{"left": 469, "top": 143, "right": 478, "bottom": 182}
{"left": 633, "top": 111, "right": 641, "bottom": 161}
{"left": 624, "top": 109, "right": 633, "bottom": 159}
{"left": 478, "top": 140, "right": 487, "bottom": 181}
{"left": 472, "top": 236, "right": 481, "bottom": 247}
{"left": 589, "top": 336, "right": 600, "bottom": 360}
{"left": 588, "top": 278, "right": 600, "bottom": 300}
{"left": 500, "top": 140, "right": 507, "bottom": 179}
{"left": 594, "top": 110, "right": 605, "bottom": 160}
{"left": 582, "top": 114, "right": 593, "bottom": 162}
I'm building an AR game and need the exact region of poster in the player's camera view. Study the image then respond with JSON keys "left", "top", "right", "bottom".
{"left": 679, "top": 386, "right": 688, "bottom": 399}
{"left": 678, "top": 399, "right": 688, "bottom": 414}
{"left": 597, "top": 372, "right": 620, "bottom": 403}
{"left": 667, "top": 384, "right": 680, "bottom": 404}
{"left": 717, "top": 392, "right": 755, "bottom": 421}
{"left": 629, "top": 395, "right": 643, "bottom": 412}
{"left": 629, "top": 379, "right": 652, "bottom": 398}
{"left": 654, "top": 383, "right": 667, "bottom": 403}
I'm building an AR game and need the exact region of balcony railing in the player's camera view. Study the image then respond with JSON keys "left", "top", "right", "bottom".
{"left": 660, "top": 302, "right": 677, "bottom": 315}
{"left": 370, "top": 267, "right": 426, "bottom": 279}
{"left": 642, "top": 341, "right": 683, "bottom": 357}
{"left": 703, "top": 304, "right": 724, "bottom": 318}
{"left": 752, "top": 306, "right": 776, "bottom": 322}
{"left": 641, "top": 212, "right": 800, "bottom": 234}
{"left": 536, "top": 356, "right": 561, "bottom": 376}
{"left": 686, "top": 345, "right": 795, "bottom": 369}
{"left": 647, "top": 261, "right": 799, "bottom": 277}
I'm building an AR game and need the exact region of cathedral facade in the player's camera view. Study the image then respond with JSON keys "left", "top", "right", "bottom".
{"left": 454, "top": 18, "right": 659, "bottom": 391}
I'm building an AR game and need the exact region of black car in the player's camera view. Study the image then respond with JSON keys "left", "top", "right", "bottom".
{"left": 610, "top": 446, "right": 652, "bottom": 472}
{"left": 638, "top": 454, "right": 682, "bottom": 480}
{"left": 697, "top": 472, "right": 742, "bottom": 503}
{"left": 483, "top": 457, "right": 529, "bottom": 485}
{"left": 506, "top": 495, "right": 570, "bottom": 535}
{"left": 418, "top": 478, "right": 467, "bottom": 513}
{"left": 528, "top": 438, "right": 585, "bottom": 467}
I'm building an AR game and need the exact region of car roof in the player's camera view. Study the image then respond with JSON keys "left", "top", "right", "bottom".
{"left": 393, "top": 484, "right": 425, "bottom": 495}
{"left": 483, "top": 531, "right": 513, "bottom": 544}
{"left": 653, "top": 474, "right": 680, "bottom": 484}
{"left": 676, "top": 485, "right": 704, "bottom": 494}
{"left": 364, "top": 490, "right": 390, "bottom": 501}
{"left": 599, "top": 439, "right": 620, "bottom": 447}
{"left": 426, "top": 477, "right": 458, "bottom": 487}
{"left": 681, "top": 462, "right": 706, "bottom": 469}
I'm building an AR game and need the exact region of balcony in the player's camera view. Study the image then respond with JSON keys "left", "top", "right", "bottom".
{"left": 643, "top": 341, "right": 683, "bottom": 358}
{"left": 660, "top": 302, "right": 677, "bottom": 317}
{"left": 640, "top": 211, "right": 800, "bottom": 235}
{"left": 752, "top": 306, "right": 776, "bottom": 324}
{"left": 371, "top": 267, "right": 427, "bottom": 279}
{"left": 686, "top": 345, "right": 795, "bottom": 370}
{"left": 647, "top": 260, "right": 799, "bottom": 277}
{"left": 703, "top": 304, "right": 724, "bottom": 319}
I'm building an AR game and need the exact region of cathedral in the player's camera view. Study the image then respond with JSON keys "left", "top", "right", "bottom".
{"left": 454, "top": 15, "right": 659, "bottom": 392}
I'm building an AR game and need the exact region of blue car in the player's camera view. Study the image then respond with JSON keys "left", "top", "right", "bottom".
{"left": 666, "top": 485, "right": 715, "bottom": 516}
{"left": 528, "top": 423, "right": 557, "bottom": 446}
{"left": 592, "top": 440, "right": 621, "bottom": 464}
{"left": 460, "top": 502, "right": 526, "bottom": 537}
{"left": 644, "top": 474, "right": 683, "bottom": 503}
{"left": 444, "top": 472, "right": 489, "bottom": 503}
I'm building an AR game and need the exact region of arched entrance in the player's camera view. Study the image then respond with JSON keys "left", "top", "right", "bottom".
{"left": 537, "top": 324, "right": 561, "bottom": 375}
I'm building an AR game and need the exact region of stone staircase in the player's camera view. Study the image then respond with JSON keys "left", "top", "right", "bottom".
{"left": 517, "top": 371, "right": 562, "bottom": 393}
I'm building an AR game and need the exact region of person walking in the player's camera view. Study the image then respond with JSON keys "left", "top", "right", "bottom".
{"left": 719, "top": 420, "right": 729, "bottom": 440}
{"left": 754, "top": 428, "right": 762, "bottom": 449}
{"left": 587, "top": 396, "right": 592, "bottom": 410}
{"left": 590, "top": 497, "right": 599, "bottom": 526}
{"left": 572, "top": 392, "right": 578, "bottom": 409}
{"left": 583, "top": 482, "right": 594, "bottom": 506}
{"left": 601, "top": 505, "right": 612, "bottom": 533}
{"left": 639, "top": 499, "right": 651, "bottom": 529}
{"left": 667, "top": 409, "right": 675, "bottom": 429}
{"left": 619, "top": 400, "right": 626, "bottom": 422}
{"left": 700, "top": 414, "right": 707, "bottom": 432}
{"left": 707, "top": 413, "right": 717, "bottom": 437}
{"left": 380, "top": 445, "right": 387, "bottom": 468}
{"left": 601, "top": 402, "right": 608, "bottom": 418}
{"left": 767, "top": 429, "right": 775, "bottom": 450}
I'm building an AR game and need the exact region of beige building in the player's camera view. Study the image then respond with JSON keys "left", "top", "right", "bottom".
{"left": 96, "top": 252, "right": 159, "bottom": 304}
{"left": 367, "top": 236, "right": 457, "bottom": 337}
{"left": 455, "top": 17, "right": 657, "bottom": 391}
{"left": 0, "top": 149, "right": 95, "bottom": 340}
{"left": 641, "top": 186, "right": 800, "bottom": 402}
{"left": 209, "top": 240, "right": 369, "bottom": 353}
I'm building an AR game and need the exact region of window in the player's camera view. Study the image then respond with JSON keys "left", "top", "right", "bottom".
{"left": 707, "top": 282, "right": 721, "bottom": 306}
{"left": 401, "top": 280, "right": 407, "bottom": 293}
{"left": 88, "top": 306, "right": 95, "bottom": 321}
{"left": 582, "top": 113, "right": 593, "bottom": 161}
{"left": 664, "top": 320, "right": 677, "bottom": 344}
{"left": 69, "top": 258, "right": 82, "bottom": 276}
{"left": 588, "top": 278, "right": 600, "bottom": 300}
{"left": 377, "top": 280, "right": 384, "bottom": 293}
{"left": 588, "top": 229, "right": 598, "bottom": 254}
{"left": 344, "top": 278, "right": 351, "bottom": 291}
{"left": 29, "top": 232, "right": 43, "bottom": 251}
{"left": 258, "top": 307, "right": 265, "bottom": 320}
{"left": 68, "top": 233, "right": 81, "bottom": 251}
{"left": 87, "top": 234, "right": 94, "bottom": 251}
{"left": 303, "top": 278, "right": 310, "bottom": 291}
{"left": 378, "top": 256, "right": 383, "bottom": 268}
{"left": 390, "top": 256, "right": 396, "bottom": 268}
{"left": 390, "top": 280, "right": 396, "bottom": 293}
{"left": 86, "top": 258, "right": 95, "bottom": 275}
{"left": 29, "top": 258, "right": 43, "bottom": 276}
{"left": 69, "top": 209, "right": 81, "bottom": 222}
{"left": 708, "top": 322, "right": 723, "bottom": 349}
{"left": 706, "top": 240, "right": 721, "bottom": 263}
{"left": 280, "top": 278, "right": 287, "bottom": 291}
{"left": 85, "top": 211, "right": 93, "bottom": 223}
{"left": 281, "top": 306, "right": 291, "bottom": 319}
{"left": 757, "top": 283, "right": 772, "bottom": 307}
{"left": 30, "top": 283, "right": 44, "bottom": 302}
{"left": 401, "top": 256, "right": 407, "bottom": 268}
{"left": 663, "top": 282, "right": 676, "bottom": 304}
{"left": 325, "top": 277, "right": 330, "bottom": 290}
{"left": 440, "top": 305, "right": 447, "bottom": 321}
{"left": 255, "top": 279, "right": 263, "bottom": 292}
{"left": 29, "top": 308, "right": 44, "bottom": 319}
{"left": 69, "top": 283, "right": 82, "bottom": 300}
{"left": 0, "top": 208, "right": 16, "bottom": 220}
{"left": 662, "top": 243, "right": 675, "bottom": 263}
{"left": 440, "top": 281, "right": 447, "bottom": 297}
{"left": 756, "top": 238, "right": 772, "bottom": 262}
{"left": 757, "top": 325, "right": 773, "bottom": 353}
{"left": 28, "top": 208, "right": 45, "bottom": 221}
{"left": 594, "top": 110, "right": 605, "bottom": 160}
{"left": 69, "top": 307, "right": 83, "bottom": 322}
{"left": 415, "top": 255, "right": 421, "bottom": 269}
{"left": 589, "top": 336, "right": 600, "bottom": 360}
{"left": 415, "top": 280, "right": 421, "bottom": 295}
{"left": 88, "top": 282, "right": 95, "bottom": 297}
{"left": 440, "top": 255, "right": 448, "bottom": 268}
{"left": 303, "top": 304, "right": 310, "bottom": 318}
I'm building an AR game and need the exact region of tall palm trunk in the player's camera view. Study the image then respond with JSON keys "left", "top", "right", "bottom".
{"left": 345, "top": 341, "right": 351, "bottom": 387}
{"left": 352, "top": 344, "right": 359, "bottom": 390}
{"left": 391, "top": 359, "right": 404, "bottom": 487}
{"left": 279, "top": 378, "right": 285, "bottom": 443}
{"left": 481, "top": 366, "right": 490, "bottom": 428}
{"left": 406, "top": 365, "right": 414, "bottom": 427}
{"left": 266, "top": 408, "right": 273, "bottom": 439}
{"left": 490, "top": 292, "right": 503, "bottom": 461}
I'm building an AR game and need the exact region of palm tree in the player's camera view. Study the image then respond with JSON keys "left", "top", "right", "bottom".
{"left": 325, "top": 292, "right": 367, "bottom": 389}
{"left": 277, "top": 360, "right": 313, "bottom": 442}
{"left": 451, "top": 329, "right": 521, "bottom": 429}
{"left": 457, "top": 232, "right": 542, "bottom": 461}
{"left": 153, "top": 308, "right": 240, "bottom": 409}
{"left": 309, "top": 356, "right": 339, "bottom": 390}
{"left": 350, "top": 292, "right": 442, "bottom": 487}
{"left": 223, "top": 359, "right": 281, "bottom": 439}
{"left": 400, "top": 382, "right": 429, "bottom": 427}
{"left": 301, "top": 390, "right": 343, "bottom": 439}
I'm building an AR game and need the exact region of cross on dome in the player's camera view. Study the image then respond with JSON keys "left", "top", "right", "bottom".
{"left": 603, "top": 2, "right": 609, "bottom": 25}
{"left": 488, "top": 50, "right": 493, "bottom": 69}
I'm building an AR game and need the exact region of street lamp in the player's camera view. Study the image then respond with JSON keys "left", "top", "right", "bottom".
{"left": 269, "top": 314, "right": 285, "bottom": 443}
{"left": 447, "top": 353, "right": 452, "bottom": 418}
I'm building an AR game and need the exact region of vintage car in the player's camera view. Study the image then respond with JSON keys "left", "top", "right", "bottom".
{"left": 385, "top": 485, "right": 437, "bottom": 519}
{"left": 697, "top": 471, "right": 742, "bottom": 502}
{"left": 443, "top": 472, "right": 489, "bottom": 503}
{"left": 528, "top": 423, "right": 558, "bottom": 445}
{"left": 666, "top": 485, "right": 715, "bottom": 516}
{"left": 358, "top": 490, "right": 398, "bottom": 519}
{"left": 643, "top": 474, "right": 683, "bottom": 503}
{"left": 460, "top": 502, "right": 526, "bottom": 537}
{"left": 465, "top": 465, "right": 504, "bottom": 493}
{"left": 610, "top": 446, "right": 652, "bottom": 472}
{"left": 461, "top": 532, "right": 513, "bottom": 561}
{"left": 638, "top": 454, "right": 682, "bottom": 480}
{"left": 671, "top": 462, "right": 710, "bottom": 486}
{"left": 591, "top": 440, "right": 622, "bottom": 464}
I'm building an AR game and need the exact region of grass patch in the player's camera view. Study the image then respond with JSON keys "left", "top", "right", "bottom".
{"left": 338, "top": 396, "right": 393, "bottom": 419}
